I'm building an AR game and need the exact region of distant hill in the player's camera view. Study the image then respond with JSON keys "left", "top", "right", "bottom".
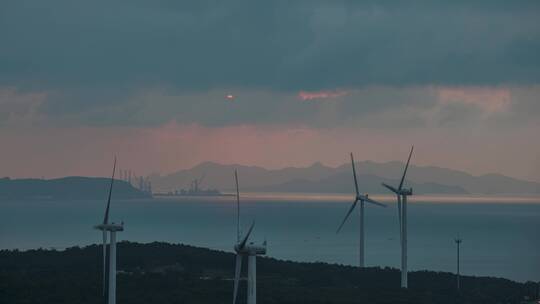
{"left": 0, "top": 176, "right": 151, "bottom": 200}
{"left": 249, "top": 172, "right": 468, "bottom": 195}
{"left": 150, "top": 161, "right": 540, "bottom": 195}
{"left": 337, "top": 161, "right": 540, "bottom": 195}
{"left": 148, "top": 161, "right": 337, "bottom": 193}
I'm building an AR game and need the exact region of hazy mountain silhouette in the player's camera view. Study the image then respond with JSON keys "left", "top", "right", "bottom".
{"left": 149, "top": 161, "right": 337, "bottom": 192}
{"left": 248, "top": 172, "right": 468, "bottom": 195}
{"left": 339, "top": 161, "right": 540, "bottom": 195}
{"left": 150, "top": 161, "right": 540, "bottom": 195}
{"left": 0, "top": 177, "right": 150, "bottom": 200}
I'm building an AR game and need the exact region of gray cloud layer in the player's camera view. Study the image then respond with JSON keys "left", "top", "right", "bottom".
{"left": 2, "top": 0, "right": 539, "bottom": 90}
{"left": 1, "top": 1, "right": 539, "bottom": 128}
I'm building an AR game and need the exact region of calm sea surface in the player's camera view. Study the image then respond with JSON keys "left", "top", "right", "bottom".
{"left": 1, "top": 193, "right": 539, "bottom": 282}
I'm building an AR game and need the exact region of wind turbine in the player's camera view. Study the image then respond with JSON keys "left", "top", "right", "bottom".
{"left": 455, "top": 235, "right": 463, "bottom": 292}
{"left": 232, "top": 170, "right": 266, "bottom": 304}
{"left": 336, "top": 153, "right": 387, "bottom": 267}
{"left": 94, "top": 157, "right": 124, "bottom": 304}
{"left": 381, "top": 146, "right": 414, "bottom": 288}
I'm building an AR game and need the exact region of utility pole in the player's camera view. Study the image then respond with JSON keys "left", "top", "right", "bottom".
{"left": 455, "top": 236, "right": 462, "bottom": 292}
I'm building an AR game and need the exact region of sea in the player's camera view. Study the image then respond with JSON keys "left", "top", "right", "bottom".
{"left": 1, "top": 193, "right": 539, "bottom": 283}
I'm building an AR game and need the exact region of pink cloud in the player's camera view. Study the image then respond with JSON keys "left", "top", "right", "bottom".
{"left": 1, "top": 121, "right": 539, "bottom": 184}
{"left": 0, "top": 87, "right": 49, "bottom": 126}
{"left": 437, "top": 87, "right": 511, "bottom": 113}
{"left": 298, "top": 90, "right": 348, "bottom": 101}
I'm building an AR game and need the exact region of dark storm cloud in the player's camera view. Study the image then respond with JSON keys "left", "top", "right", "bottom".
{"left": 2, "top": 0, "right": 539, "bottom": 90}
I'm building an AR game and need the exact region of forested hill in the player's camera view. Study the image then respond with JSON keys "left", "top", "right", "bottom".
{"left": 1, "top": 242, "right": 538, "bottom": 304}
{"left": 0, "top": 177, "right": 150, "bottom": 200}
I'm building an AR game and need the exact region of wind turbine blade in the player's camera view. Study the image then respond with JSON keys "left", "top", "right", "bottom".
{"left": 358, "top": 195, "right": 387, "bottom": 208}
{"left": 239, "top": 221, "right": 255, "bottom": 249}
{"left": 336, "top": 199, "right": 359, "bottom": 233}
{"left": 232, "top": 254, "right": 243, "bottom": 304}
{"left": 381, "top": 182, "right": 398, "bottom": 194}
{"left": 102, "top": 230, "right": 107, "bottom": 296}
{"left": 350, "top": 153, "right": 360, "bottom": 196}
{"left": 103, "top": 156, "right": 117, "bottom": 224}
{"left": 235, "top": 170, "right": 240, "bottom": 243}
{"left": 398, "top": 146, "right": 414, "bottom": 191}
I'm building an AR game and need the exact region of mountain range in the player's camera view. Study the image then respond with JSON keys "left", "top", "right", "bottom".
{"left": 149, "top": 161, "right": 540, "bottom": 195}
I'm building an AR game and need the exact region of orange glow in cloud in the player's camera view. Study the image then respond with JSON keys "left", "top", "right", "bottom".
{"left": 298, "top": 90, "right": 348, "bottom": 101}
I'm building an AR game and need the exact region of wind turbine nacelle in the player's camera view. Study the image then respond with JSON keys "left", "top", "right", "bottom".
{"left": 236, "top": 243, "right": 266, "bottom": 255}
{"left": 94, "top": 223, "right": 124, "bottom": 232}
{"left": 247, "top": 243, "right": 267, "bottom": 255}
{"left": 401, "top": 188, "right": 413, "bottom": 195}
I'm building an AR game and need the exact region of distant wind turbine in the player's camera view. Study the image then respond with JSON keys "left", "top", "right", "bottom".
{"left": 381, "top": 146, "right": 414, "bottom": 288}
{"left": 336, "top": 153, "right": 386, "bottom": 268}
{"left": 455, "top": 235, "right": 463, "bottom": 291}
{"left": 232, "top": 170, "right": 266, "bottom": 304}
{"left": 94, "top": 157, "right": 124, "bottom": 304}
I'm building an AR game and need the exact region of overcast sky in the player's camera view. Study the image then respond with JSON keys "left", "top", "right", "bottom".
{"left": 1, "top": 0, "right": 539, "bottom": 182}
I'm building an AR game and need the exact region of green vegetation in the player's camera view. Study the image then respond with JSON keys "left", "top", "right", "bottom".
{"left": 1, "top": 242, "right": 538, "bottom": 304}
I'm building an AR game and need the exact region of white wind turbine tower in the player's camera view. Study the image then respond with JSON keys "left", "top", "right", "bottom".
{"left": 336, "top": 153, "right": 387, "bottom": 267}
{"left": 381, "top": 146, "right": 414, "bottom": 288}
{"left": 94, "top": 157, "right": 124, "bottom": 304}
{"left": 232, "top": 170, "right": 266, "bottom": 304}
